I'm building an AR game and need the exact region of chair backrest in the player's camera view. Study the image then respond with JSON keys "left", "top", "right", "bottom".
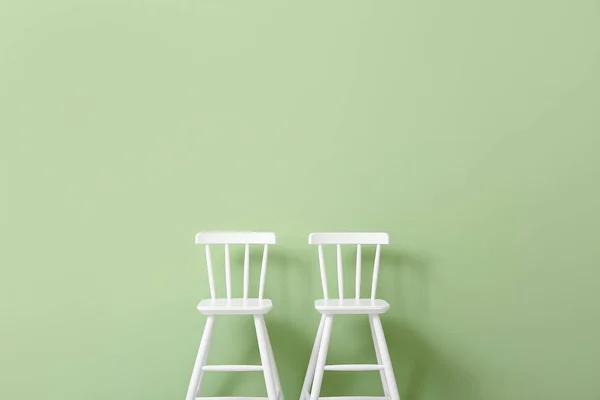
{"left": 309, "top": 232, "right": 389, "bottom": 300}
{"left": 195, "top": 232, "right": 276, "bottom": 300}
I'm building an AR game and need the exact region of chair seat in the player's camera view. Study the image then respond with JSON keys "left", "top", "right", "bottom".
{"left": 315, "top": 299, "right": 390, "bottom": 314}
{"left": 197, "top": 298, "right": 273, "bottom": 315}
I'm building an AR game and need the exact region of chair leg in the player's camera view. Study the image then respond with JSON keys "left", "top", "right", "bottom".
{"left": 309, "top": 315, "right": 333, "bottom": 400}
{"left": 370, "top": 315, "right": 400, "bottom": 400}
{"left": 300, "top": 314, "right": 326, "bottom": 400}
{"left": 254, "top": 315, "right": 279, "bottom": 400}
{"left": 369, "top": 316, "right": 389, "bottom": 397}
{"left": 262, "top": 318, "right": 283, "bottom": 399}
{"left": 185, "top": 316, "right": 216, "bottom": 400}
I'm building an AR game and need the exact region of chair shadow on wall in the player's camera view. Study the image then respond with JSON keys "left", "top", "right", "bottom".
{"left": 357, "top": 248, "right": 478, "bottom": 400}
{"left": 206, "top": 247, "right": 478, "bottom": 400}
{"left": 318, "top": 317, "right": 479, "bottom": 400}
{"left": 297, "top": 247, "right": 478, "bottom": 400}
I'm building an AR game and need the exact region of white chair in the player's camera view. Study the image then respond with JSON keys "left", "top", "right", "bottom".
{"left": 300, "top": 232, "right": 400, "bottom": 400}
{"left": 186, "top": 232, "right": 283, "bottom": 400}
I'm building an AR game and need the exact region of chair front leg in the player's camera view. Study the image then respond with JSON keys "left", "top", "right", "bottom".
{"left": 262, "top": 318, "right": 283, "bottom": 399}
{"left": 309, "top": 315, "right": 333, "bottom": 400}
{"left": 370, "top": 315, "right": 400, "bottom": 400}
{"left": 185, "top": 316, "right": 216, "bottom": 400}
{"left": 369, "top": 315, "right": 389, "bottom": 396}
{"left": 300, "top": 314, "right": 326, "bottom": 400}
{"left": 255, "top": 315, "right": 279, "bottom": 400}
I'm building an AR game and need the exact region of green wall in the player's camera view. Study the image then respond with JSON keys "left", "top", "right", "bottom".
{"left": 2, "top": 1, "right": 600, "bottom": 399}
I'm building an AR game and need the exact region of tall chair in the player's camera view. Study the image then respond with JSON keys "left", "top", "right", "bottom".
{"left": 186, "top": 232, "right": 282, "bottom": 400}
{"left": 300, "top": 232, "right": 400, "bottom": 400}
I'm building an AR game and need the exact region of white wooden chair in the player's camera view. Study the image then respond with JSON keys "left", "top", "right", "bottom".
{"left": 186, "top": 232, "right": 282, "bottom": 400}
{"left": 300, "top": 232, "right": 400, "bottom": 400}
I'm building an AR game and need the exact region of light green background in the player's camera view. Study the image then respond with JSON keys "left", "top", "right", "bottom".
{"left": 2, "top": 1, "right": 600, "bottom": 399}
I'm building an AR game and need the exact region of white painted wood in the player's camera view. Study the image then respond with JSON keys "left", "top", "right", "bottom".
{"left": 309, "top": 232, "right": 389, "bottom": 245}
{"left": 369, "top": 317, "right": 389, "bottom": 397}
{"left": 195, "top": 232, "right": 276, "bottom": 244}
{"left": 324, "top": 364, "right": 383, "bottom": 371}
{"left": 243, "top": 244, "right": 250, "bottom": 299}
{"left": 262, "top": 316, "right": 282, "bottom": 397}
{"left": 309, "top": 315, "right": 333, "bottom": 400}
{"left": 186, "top": 316, "right": 215, "bottom": 400}
{"left": 314, "top": 299, "right": 389, "bottom": 315}
{"left": 202, "top": 365, "right": 263, "bottom": 372}
{"left": 370, "top": 315, "right": 400, "bottom": 400}
{"left": 355, "top": 244, "right": 361, "bottom": 299}
{"left": 336, "top": 244, "right": 343, "bottom": 299}
{"left": 255, "top": 315, "right": 278, "bottom": 400}
{"left": 224, "top": 244, "right": 231, "bottom": 299}
{"left": 194, "top": 232, "right": 276, "bottom": 311}
{"left": 190, "top": 232, "right": 281, "bottom": 400}
{"left": 197, "top": 299, "right": 273, "bottom": 315}
{"left": 302, "top": 232, "right": 399, "bottom": 400}
{"left": 317, "top": 245, "right": 329, "bottom": 299}
{"left": 308, "top": 233, "right": 389, "bottom": 305}
{"left": 371, "top": 244, "right": 381, "bottom": 300}
{"left": 258, "top": 244, "right": 269, "bottom": 299}
{"left": 301, "top": 315, "right": 326, "bottom": 396}
{"left": 204, "top": 246, "right": 216, "bottom": 300}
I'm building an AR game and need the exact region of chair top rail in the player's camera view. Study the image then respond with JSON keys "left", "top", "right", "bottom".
{"left": 195, "top": 232, "right": 276, "bottom": 245}
{"left": 309, "top": 232, "right": 389, "bottom": 245}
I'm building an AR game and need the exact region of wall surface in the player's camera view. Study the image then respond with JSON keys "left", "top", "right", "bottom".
{"left": 2, "top": 1, "right": 600, "bottom": 399}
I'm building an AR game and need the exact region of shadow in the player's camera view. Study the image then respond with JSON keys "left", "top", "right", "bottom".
{"left": 317, "top": 317, "right": 480, "bottom": 400}
{"left": 309, "top": 247, "right": 478, "bottom": 399}
{"left": 264, "top": 315, "right": 323, "bottom": 398}
{"left": 384, "top": 320, "right": 479, "bottom": 400}
{"left": 373, "top": 249, "right": 477, "bottom": 399}
{"left": 333, "top": 245, "right": 431, "bottom": 317}
{"left": 207, "top": 313, "right": 321, "bottom": 398}
{"left": 379, "top": 247, "right": 431, "bottom": 319}
{"left": 197, "top": 244, "right": 479, "bottom": 399}
{"left": 234, "top": 247, "right": 320, "bottom": 313}
{"left": 199, "top": 316, "right": 260, "bottom": 396}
